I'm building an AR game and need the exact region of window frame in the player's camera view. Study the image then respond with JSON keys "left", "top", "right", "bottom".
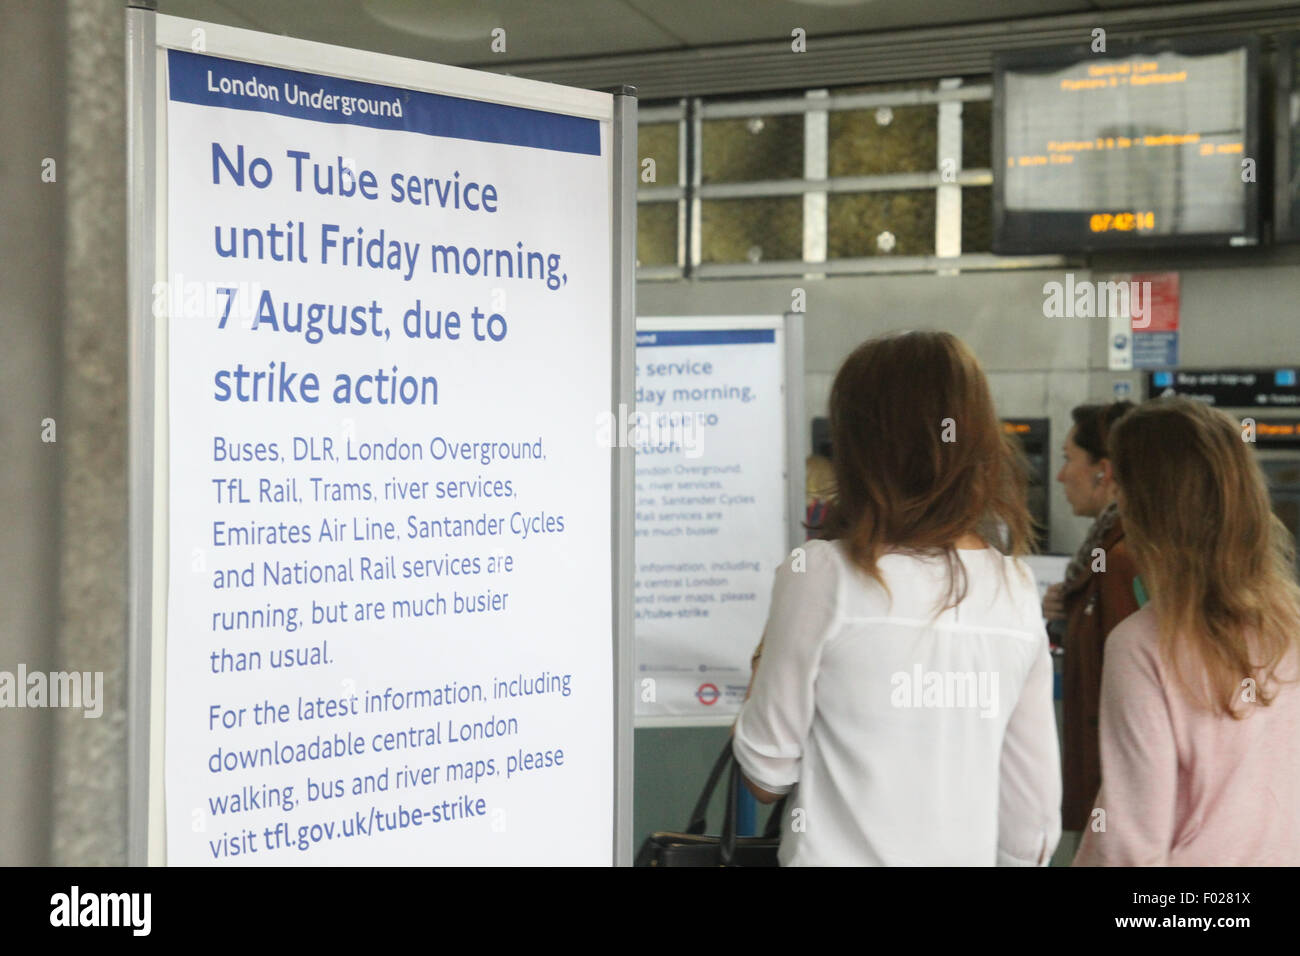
{"left": 634, "top": 80, "right": 1068, "bottom": 279}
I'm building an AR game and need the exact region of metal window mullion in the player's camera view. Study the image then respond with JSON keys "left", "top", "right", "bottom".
{"left": 697, "top": 169, "right": 990, "bottom": 199}
{"left": 637, "top": 186, "right": 684, "bottom": 202}
{"left": 936, "top": 77, "right": 963, "bottom": 263}
{"left": 688, "top": 97, "right": 702, "bottom": 276}
{"left": 677, "top": 98, "right": 687, "bottom": 274}
{"left": 826, "top": 85, "right": 991, "bottom": 110}
{"left": 639, "top": 104, "right": 685, "bottom": 124}
{"left": 697, "top": 85, "right": 992, "bottom": 120}
{"left": 804, "top": 89, "right": 828, "bottom": 277}
{"left": 637, "top": 264, "right": 686, "bottom": 281}
{"left": 693, "top": 251, "right": 1068, "bottom": 279}
{"left": 700, "top": 179, "right": 811, "bottom": 199}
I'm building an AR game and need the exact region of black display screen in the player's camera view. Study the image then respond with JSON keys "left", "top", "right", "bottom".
{"left": 994, "top": 37, "right": 1259, "bottom": 253}
{"left": 1274, "top": 34, "right": 1300, "bottom": 241}
{"left": 1145, "top": 368, "right": 1300, "bottom": 407}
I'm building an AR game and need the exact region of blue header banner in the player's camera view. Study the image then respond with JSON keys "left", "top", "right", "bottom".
{"left": 167, "top": 49, "right": 601, "bottom": 156}
{"left": 636, "top": 329, "right": 776, "bottom": 347}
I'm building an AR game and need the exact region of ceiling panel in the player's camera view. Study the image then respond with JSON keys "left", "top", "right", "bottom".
{"left": 159, "top": 0, "right": 260, "bottom": 29}
{"left": 622, "top": 0, "right": 1092, "bottom": 46}
{"left": 1086, "top": 0, "right": 1232, "bottom": 6}
{"left": 157, "top": 0, "right": 683, "bottom": 64}
{"left": 155, "top": 0, "right": 1298, "bottom": 72}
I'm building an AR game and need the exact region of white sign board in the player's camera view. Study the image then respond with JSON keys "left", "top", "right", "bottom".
{"left": 138, "top": 18, "right": 629, "bottom": 865}
{"left": 1022, "top": 554, "right": 1072, "bottom": 604}
{"left": 633, "top": 317, "right": 791, "bottom": 722}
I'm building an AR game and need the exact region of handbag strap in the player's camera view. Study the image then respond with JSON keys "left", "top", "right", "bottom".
{"left": 720, "top": 758, "right": 740, "bottom": 864}
{"left": 722, "top": 758, "right": 791, "bottom": 863}
{"left": 685, "top": 740, "right": 736, "bottom": 835}
{"left": 689, "top": 739, "right": 792, "bottom": 857}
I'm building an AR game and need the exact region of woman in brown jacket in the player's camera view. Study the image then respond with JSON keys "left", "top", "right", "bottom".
{"left": 1042, "top": 402, "right": 1139, "bottom": 847}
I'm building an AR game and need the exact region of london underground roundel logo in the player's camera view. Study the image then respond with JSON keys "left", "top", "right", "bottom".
{"left": 696, "top": 682, "right": 720, "bottom": 706}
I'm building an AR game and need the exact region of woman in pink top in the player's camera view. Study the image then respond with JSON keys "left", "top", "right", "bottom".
{"left": 1074, "top": 397, "right": 1300, "bottom": 866}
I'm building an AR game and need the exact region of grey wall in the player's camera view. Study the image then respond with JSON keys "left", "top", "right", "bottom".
{"left": 634, "top": 726, "right": 732, "bottom": 845}
{"left": 50, "top": 0, "right": 129, "bottom": 866}
{"left": 642, "top": 270, "right": 1093, "bottom": 553}
{"left": 640, "top": 249, "right": 1300, "bottom": 559}
{"left": 0, "top": 0, "right": 129, "bottom": 867}
{"left": 0, "top": 0, "right": 66, "bottom": 867}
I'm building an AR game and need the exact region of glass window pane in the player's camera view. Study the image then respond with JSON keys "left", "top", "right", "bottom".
{"left": 827, "top": 191, "right": 935, "bottom": 258}
{"left": 961, "top": 186, "right": 992, "bottom": 253}
{"left": 829, "top": 105, "right": 938, "bottom": 177}
{"left": 701, "top": 114, "right": 804, "bottom": 184}
{"left": 701, "top": 197, "right": 802, "bottom": 263}
{"left": 636, "top": 201, "right": 679, "bottom": 267}
{"left": 638, "top": 122, "right": 679, "bottom": 192}
{"left": 962, "top": 99, "right": 992, "bottom": 170}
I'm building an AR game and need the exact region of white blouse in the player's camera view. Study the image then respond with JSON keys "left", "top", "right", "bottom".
{"left": 733, "top": 539, "right": 1061, "bottom": 866}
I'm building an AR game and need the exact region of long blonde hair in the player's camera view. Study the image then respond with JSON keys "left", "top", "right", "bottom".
{"left": 1110, "top": 398, "right": 1300, "bottom": 716}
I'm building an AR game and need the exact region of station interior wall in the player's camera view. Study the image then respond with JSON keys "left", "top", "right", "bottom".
{"left": 5, "top": 0, "right": 1300, "bottom": 864}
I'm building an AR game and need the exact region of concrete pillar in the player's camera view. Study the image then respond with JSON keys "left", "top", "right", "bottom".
{"left": 50, "top": 0, "right": 129, "bottom": 866}
{"left": 0, "top": 0, "right": 67, "bottom": 867}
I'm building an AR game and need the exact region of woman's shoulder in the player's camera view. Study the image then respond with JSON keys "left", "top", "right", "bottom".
{"left": 1106, "top": 520, "right": 1139, "bottom": 560}
{"left": 773, "top": 539, "right": 850, "bottom": 597}
{"left": 973, "top": 551, "right": 1053, "bottom": 625}
{"left": 1000, "top": 551, "right": 1052, "bottom": 598}
{"left": 787, "top": 537, "right": 845, "bottom": 572}
{"left": 797, "top": 538, "right": 898, "bottom": 605}
{"left": 1100, "top": 606, "right": 1163, "bottom": 678}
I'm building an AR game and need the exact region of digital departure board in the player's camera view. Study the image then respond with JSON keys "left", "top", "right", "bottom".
{"left": 993, "top": 37, "right": 1259, "bottom": 253}
{"left": 1274, "top": 34, "right": 1300, "bottom": 242}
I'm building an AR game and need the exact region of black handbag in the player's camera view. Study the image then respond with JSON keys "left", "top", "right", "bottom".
{"left": 634, "top": 740, "right": 788, "bottom": 867}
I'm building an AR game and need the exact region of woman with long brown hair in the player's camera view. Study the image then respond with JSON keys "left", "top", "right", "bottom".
{"left": 1075, "top": 398, "right": 1300, "bottom": 865}
{"left": 733, "top": 330, "right": 1062, "bottom": 865}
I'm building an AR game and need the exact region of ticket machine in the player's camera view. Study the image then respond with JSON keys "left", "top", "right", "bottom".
{"left": 1001, "top": 418, "right": 1051, "bottom": 554}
